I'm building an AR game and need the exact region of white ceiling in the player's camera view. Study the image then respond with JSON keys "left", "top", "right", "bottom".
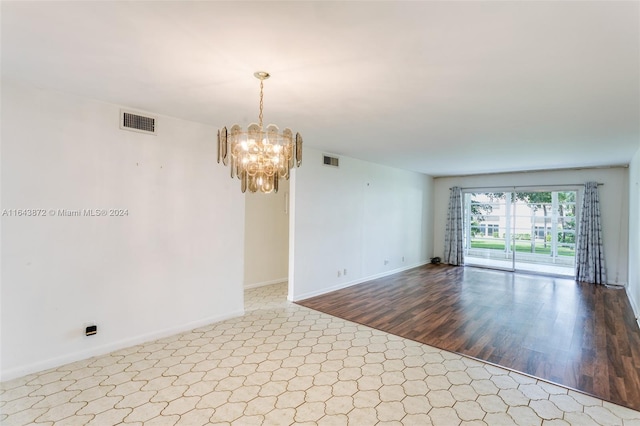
{"left": 2, "top": 1, "right": 639, "bottom": 176}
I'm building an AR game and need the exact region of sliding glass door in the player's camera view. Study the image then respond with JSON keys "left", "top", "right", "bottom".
{"left": 463, "top": 190, "right": 576, "bottom": 277}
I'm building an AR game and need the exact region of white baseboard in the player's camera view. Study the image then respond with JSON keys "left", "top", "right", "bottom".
{"left": 291, "top": 262, "right": 428, "bottom": 302}
{"left": 0, "top": 309, "right": 244, "bottom": 383}
{"left": 244, "top": 278, "right": 288, "bottom": 289}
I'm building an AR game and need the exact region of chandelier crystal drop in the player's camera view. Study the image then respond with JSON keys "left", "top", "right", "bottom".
{"left": 217, "top": 71, "right": 302, "bottom": 194}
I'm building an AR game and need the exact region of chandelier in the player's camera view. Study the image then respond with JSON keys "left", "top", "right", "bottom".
{"left": 217, "top": 71, "right": 302, "bottom": 193}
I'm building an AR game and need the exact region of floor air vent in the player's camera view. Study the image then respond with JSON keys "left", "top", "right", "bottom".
{"left": 323, "top": 154, "right": 339, "bottom": 167}
{"left": 120, "top": 110, "right": 156, "bottom": 135}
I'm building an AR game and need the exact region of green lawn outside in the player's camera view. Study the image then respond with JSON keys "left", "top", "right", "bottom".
{"left": 470, "top": 238, "right": 575, "bottom": 257}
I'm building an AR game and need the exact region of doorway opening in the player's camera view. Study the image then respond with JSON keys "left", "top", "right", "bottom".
{"left": 463, "top": 190, "right": 577, "bottom": 277}
{"left": 243, "top": 178, "right": 291, "bottom": 310}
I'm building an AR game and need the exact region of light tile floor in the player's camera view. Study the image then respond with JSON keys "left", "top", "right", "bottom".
{"left": 2, "top": 282, "right": 640, "bottom": 425}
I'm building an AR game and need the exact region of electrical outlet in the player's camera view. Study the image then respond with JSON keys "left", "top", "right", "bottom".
{"left": 402, "top": 256, "right": 405, "bottom": 262}
{"left": 337, "top": 270, "right": 341, "bottom": 277}
{"left": 83, "top": 321, "right": 97, "bottom": 337}
{"left": 384, "top": 259, "right": 389, "bottom": 265}
{"left": 343, "top": 268, "right": 347, "bottom": 276}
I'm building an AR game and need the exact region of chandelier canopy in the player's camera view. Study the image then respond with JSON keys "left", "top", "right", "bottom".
{"left": 217, "top": 71, "right": 302, "bottom": 194}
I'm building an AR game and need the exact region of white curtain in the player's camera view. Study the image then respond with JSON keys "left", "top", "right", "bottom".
{"left": 444, "top": 186, "right": 464, "bottom": 266}
{"left": 575, "top": 182, "right": 606, "bottom": 284}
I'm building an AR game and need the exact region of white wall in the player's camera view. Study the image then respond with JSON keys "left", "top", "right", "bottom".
{"left": 0, "top": 81, "right": 245, "bottom": 380}
{"left": 244, "top": 179, "right": 289, "bottom": 288}
{"left": 628, "top": 148, "right": 640, "bottom": 320}
{"left": 433, "top": 167, "right": 629, "bottom": 285}
{"left": 289, "top": 147, "right": 433, "bottom": 301}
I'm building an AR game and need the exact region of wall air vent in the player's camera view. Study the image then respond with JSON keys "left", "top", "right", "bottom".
{"left": 323, "top": 154, "right": 339, "bottom": 167}
{"left": 120, "top": 109, "right": 156, "bottom": 135}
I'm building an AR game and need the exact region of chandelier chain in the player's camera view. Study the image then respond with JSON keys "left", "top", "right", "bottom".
{"left": 258, "top": 79, "right": 264, "bottom": 129}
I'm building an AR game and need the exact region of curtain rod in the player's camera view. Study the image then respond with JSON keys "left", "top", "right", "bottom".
{"left": 452, "top": 183, "right": 603, "bottom": 190}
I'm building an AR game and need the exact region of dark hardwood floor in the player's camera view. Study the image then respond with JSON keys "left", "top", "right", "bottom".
{"left": 296, "top": 264, "right": 640, "bottom": 411}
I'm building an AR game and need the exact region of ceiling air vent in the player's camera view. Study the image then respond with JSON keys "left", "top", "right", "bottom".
{"left": 120, "top": 109, "right": 156, "bottom": 135}
{"left": 323, "top": 154, "right": 339, "bottom": 167}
